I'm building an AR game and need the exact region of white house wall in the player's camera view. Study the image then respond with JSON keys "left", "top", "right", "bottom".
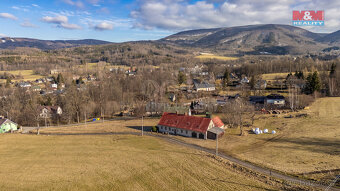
{"left": 157, "top": 125, "right": 207, "bottom": 139}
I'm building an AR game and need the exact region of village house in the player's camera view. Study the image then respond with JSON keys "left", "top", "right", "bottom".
{"left": 35, "top": 78, "right": 44, "bottom": 84}
{"left": 46, "top": 77, "right": 54, "bottom": 82}
{"left": 87, "top": 74, "right": 96, "bottom": 81}
{"left": 169, "top": 93, "right": 176, "bottom": 102}
{"left": 0, "top": 117, "right": 18, "bottom": 133}
{"left": 216, "top": 94, "right": 240, "bottom": 105}
{"left": 50, "top": 69, "right": 65, "bottom": 75}
{"left": 266, "top": 94, "right": 285, "bottom": 106}
{"left": 126, "top": 68, "right": 137, "bottom": 76}
{"left": 39, "top": 106, "right": 63, "bottom": 118}
{"left": 157, "top": 112, "right": 224, "bottom": 139}
{"left": 51, "top": 83, "right": 58, "bottom": 89}
{"left": 240, "top": 76, "right": 250, "bottom": 84}
{"left": 193, "top": 79, "right": 216, "bottom": 91}
{"left": 255, "top": 80, "right": 268, "bottom": 89}
{"left": 249, "top": 94, "right": 285, "bottom": 108}
{"left": 31, "top": 86, "right": 41, "bottom": 92}
{"left": 17, "top": 82, "right": 31, "bottom": 88}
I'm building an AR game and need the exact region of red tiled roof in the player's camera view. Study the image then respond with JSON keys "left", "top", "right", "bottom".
{"left": 212, "top": 116, "right": 224, "bottom": 128}
{"left": 158, "top": 112, "right": 211, "bottom": 133}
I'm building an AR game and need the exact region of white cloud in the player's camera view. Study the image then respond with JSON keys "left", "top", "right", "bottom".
{"left": 42, "top": 15, "right": 68, "bottom": 24}
{"left": 0, "top": 13, "right": 18, "bottom": 20}
{"left": 12, "top": 6, "right": 29, "bottom": 12}
{"left": 41, "top": 15, "right": 82, "bottom": 30}
{"left": 62, "top": 0, "right": 85, "bottom": 9}
{"left": 80, "top": 17, "right": 130, "bottom": 30}
{"left": 60, "top": 22, "right": 82, "bottom": 29}
{"left": 0, "top": 33, "right": 8, "bottom": 37}
{"left": 94, "top": 21, "right": 113, "bottom": 31}
{"left": 32, "top": 4, "right": 40, "bottom": 8}
{"left": 20, "top": 20, "right": 38, "bottom": 28}
{"left": 131, "top": 0, "right": 340, "bottom": 33}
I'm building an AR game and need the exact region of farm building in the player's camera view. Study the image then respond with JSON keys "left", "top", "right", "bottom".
{"left": 193, "top": 79, "right": 216, "bottom": 91}
{"left": 0, "top": 118, "right": 18, "bottom": 133}
{"left": 157, "top": 112, "right": 224, "bottom": 139}
{"left": 266, "top": 94, "right": 285, "bottom": 106}
{"left": 38, "top": 106, "right": 63, "bottom": 118}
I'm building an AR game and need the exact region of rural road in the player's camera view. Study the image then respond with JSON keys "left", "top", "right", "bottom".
{"left": 34, "top": 130, "right": 339, "bottom": 191}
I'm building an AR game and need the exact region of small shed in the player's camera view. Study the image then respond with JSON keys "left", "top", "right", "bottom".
{"left": 207, "top": 127, "right": 224, "bottom": 140}
{"left": 0, "top": 118, "right": 18, "bottom": 133}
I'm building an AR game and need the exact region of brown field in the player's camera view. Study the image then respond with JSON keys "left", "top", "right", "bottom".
{"left": 0, "top": 133, "right": 279, "bottom": 190}
{"left": 262, "top": 73, "right": 290, "bottom": 80}
{"left": 0, "top": 70, "right": 44, "bottom": 83}
{"left": 195, "top": 55, "right": 238, "bottom": 61}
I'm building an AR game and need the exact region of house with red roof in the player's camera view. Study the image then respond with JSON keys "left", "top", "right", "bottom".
{"left": 157, "top": 112, "right": 224, "bottom": 140}
{"left": 212, "top": 116, "right": 225, "bottom": 129}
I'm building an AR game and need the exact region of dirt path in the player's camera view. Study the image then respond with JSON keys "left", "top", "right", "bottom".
{"left": 36, "top": 131, "right": 339, "bottom": 191}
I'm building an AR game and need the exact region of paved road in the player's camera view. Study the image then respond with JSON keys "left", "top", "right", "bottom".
{"left": 36, "top": 131, "right": 339, "bottom": 191}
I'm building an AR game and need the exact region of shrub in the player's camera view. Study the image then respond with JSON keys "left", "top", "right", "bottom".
{"left": 151, "top": 126, "right": 158, "bottom": 132}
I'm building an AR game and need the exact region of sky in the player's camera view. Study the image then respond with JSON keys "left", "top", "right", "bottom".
{"left": 0, "top": 0, "right": 340, "bottom": 42}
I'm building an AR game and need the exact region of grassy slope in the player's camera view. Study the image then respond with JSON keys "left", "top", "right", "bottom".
{"left": 0, "top": 134, "right": 276, "bottom": 191}
{"left": 0, "top": 70, "right": 44, "bottom": 83}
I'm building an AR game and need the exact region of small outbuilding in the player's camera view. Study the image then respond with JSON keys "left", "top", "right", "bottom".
{"left": 0, "top": 118, "right": 18, "bottom": 133}
{"left": 207, "top": 127, "right": 224, "bottom": 139}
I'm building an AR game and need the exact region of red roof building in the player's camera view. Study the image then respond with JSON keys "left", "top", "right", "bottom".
{"left": 212, "top": 116, "right": 225, "bottom": 129}
{"left": 157, "top": 112, "right": 224, "bottom": 139}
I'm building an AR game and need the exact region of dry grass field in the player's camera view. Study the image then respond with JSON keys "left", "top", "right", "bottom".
{"left": 174, "top": 97, "right": 340, "bottom": 184}
{"left": 195, "top": 54, "right": 238, "bottom": 61}
{"left": 262, "top": 72, "right": 290, "bottom": 80}
{"left": 0, "top": 70, "right": 44, "bottom": 83}
{"left": 34, "top": 97, "right": 340, "bottom": 187}
{"left": 38, "top": 118, "right": 159, "bottom": 134}
{"left": 0, "top": 133, "right": 279, "bottom": 191}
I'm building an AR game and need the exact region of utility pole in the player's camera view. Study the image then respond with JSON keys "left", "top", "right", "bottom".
{"left": 141, "top": 115, "right": 144, "bottom": 136}
{"left": 85, "top": 112, "right": 87, "bottom": 128}
{"left": 216, "top": 134, "right": 218, "bottom": 156}
{"left": 102, "top": 110, "right": 104, "bottom": 123}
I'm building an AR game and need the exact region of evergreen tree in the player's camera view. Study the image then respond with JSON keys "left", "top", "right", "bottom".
{"left": 5, "top": 78, "right": 11, "bottom": 88}
{"left": 222, "top": 68, "right": 230, "bottom": 90}
{"left": 57, "top": 73, "right": 64, "bottom": 84}
{"left": 177, "top": 71, "right": 186, "bottom": 85}
{"left": 330, "top": 63, "right": 336, "bottom": 77}
{"left": 304, "top": 71, "right": 321, "bottom": 94}
{"left": 286, "top": 72, "right": 293, "bottom": 80}
{"left": 249, "top": 75, "right": 255, "bottom": 90}
{"left": 294, "top": 71, "right": 304, "bottom": 79}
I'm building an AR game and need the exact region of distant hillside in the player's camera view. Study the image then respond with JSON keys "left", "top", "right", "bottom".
{"left": 317, "top": 30, "right": 340, "bottom": 44}
{"left": 0, "top": 37, "right": 111, "bottom": 50}
{"left": 160, "top": 24, "right": 334, "bottom": 55}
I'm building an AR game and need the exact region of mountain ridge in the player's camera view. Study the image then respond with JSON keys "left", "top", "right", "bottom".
{"left": 160, "top": 24, "right": 340, "bottom": 55}
{"left": 0, "top": 37, "right": 112, "bottom": 50}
